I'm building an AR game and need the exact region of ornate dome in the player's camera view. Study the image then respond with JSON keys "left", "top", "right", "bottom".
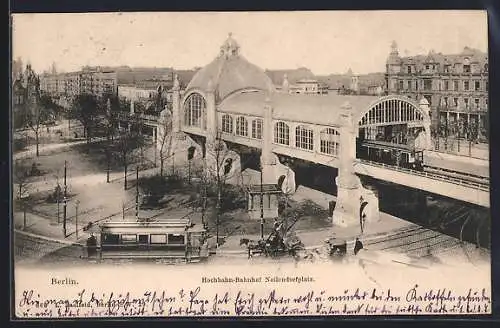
{"left": 185, "top": 33, "right": 275, "bottom": 101}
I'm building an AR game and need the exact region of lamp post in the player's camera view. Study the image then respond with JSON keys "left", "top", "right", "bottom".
{"left": 135, "top": 166, "right": 139, "bottom": 220}
{"left": 63, "top": 160, "right": 68, "bottom": 237}
{"left": 62, "top": 196, "right": 68, "bottom": 237}
{"left": 106, "top": 137, "right": 110, "bottom": 183}
{"left": 216, "top": 187, "right": 221, "bottom": 248}
{"left": 154, "top": 128, "right": 157, "bottom": 168}
{"left": 20, "top": 193, "right": 29, "bottom": 230}
{"left": 260, "top": 163, "right": 264, "bottom": 240}
{"left": 55, "top": 175, "right": 61, "bottom": 224}
{"left": 75, "top": 200, "right": 80, "bottom": 240}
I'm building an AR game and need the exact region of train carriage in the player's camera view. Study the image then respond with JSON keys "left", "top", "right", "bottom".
{"left": 357, "top": 139, "right": 424, "bottom": 171}
{"left": 96, "top": 218, "right": 209, "bottom": 262}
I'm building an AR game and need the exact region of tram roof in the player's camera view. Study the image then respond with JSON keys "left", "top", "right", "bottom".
{"left": 218, "top": 91, "right": 379, "bottom": 126}
{"left": 100, "top": 222, "right": 206, "bottom": 233}
{"left": 100, "top": 226, "right": 206, "bottom": 234}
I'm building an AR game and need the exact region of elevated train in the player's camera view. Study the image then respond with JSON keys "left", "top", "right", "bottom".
{"left": 357, "top": 139, "right": 424, "bottom": 171}
{"left": 356, "top": 139, "right": 489, "bottom": 188}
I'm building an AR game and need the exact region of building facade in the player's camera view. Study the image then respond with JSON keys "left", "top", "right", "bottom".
{"left": 12, "top": 64, "right": 41, "bottom": 128}
{"left": 385, "top": 41, "right": 488, "bottom": 140}
{"left": 12, "top": 58, "right": 23, "bottom": 81}
{"left": 80, "top": 66, "right": 118, "bottom": 96}
{"left": 39, "top": 66, "right": 118, "bottom": 100}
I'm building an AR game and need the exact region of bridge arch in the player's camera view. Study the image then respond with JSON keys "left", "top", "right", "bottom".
{"left": 356, "top": 95, "right": 431, "bottom": 168}
{"left": 358, "top": 95, "right": 431, "bottom": 129}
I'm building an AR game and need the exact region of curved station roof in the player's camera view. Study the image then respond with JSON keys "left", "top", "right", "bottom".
{"left": 184, "top": 34, "right": 423, "bottom": 127}
{"left": 219, "top": 91, "right": 380, "bottom": 127}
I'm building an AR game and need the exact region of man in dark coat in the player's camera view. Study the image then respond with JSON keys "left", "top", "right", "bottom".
{"left": 86, "top": 233, "right": 97, "bottom": 258}
{"left": 354, "top": 237, "right": 364, "bottom": 255}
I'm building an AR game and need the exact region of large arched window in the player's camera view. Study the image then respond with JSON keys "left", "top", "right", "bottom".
{"left": 251, "top": 119, "right": 263, "bottom": 139}
{"left": 183, "top": 93, "right": 206, "bottom": 128}
{"left": 235, "top": 116, "right": 248, "bottom": 137}
{"left": 295, "top": 125, "right": 314, "bottom": 150}
{"left": 222, "top": 114, "right": 233, "bottom": 134}
{"left": 274, "top": 121, "right": 290, "bottom": 145}
{"left": 320, "top": 128, "right": 340, "bottom": 156}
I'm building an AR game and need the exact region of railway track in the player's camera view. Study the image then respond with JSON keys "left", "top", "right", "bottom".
{"left": 424, "top": 165, "right": 489, "bottom": 185}
{"left": 360, "top": 159, "right": 490, "bottom": 191}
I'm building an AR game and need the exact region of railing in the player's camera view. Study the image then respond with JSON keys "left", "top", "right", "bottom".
{"left": 140, "top": 114, "right": 160, "bottom": 122}
{"left": 357, "top": 159, "right": 490, "bottom": 191}
{"left": 115, "top": 112, "right": 160, "bottom": 122}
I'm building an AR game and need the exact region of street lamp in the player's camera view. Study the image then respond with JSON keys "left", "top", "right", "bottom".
{"left": 63, "top": 160, "right": 68, "bottom": 237}
{"left": 75, "top": 200, "right": 80, "bottom": 240}
{"left": 19, "top": 191, "right": 30, "bottom": 230}
{"left": 62, "top": 196, "right": 68, "bottom": 237}
{"left": 260, "top": 162, "right": 264, "bottom": 240}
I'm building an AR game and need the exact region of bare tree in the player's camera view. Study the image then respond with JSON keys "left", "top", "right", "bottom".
{"left": 24, "top": 77, "right": 50, "bottom": 158}
{"left": 71, "top": 94, "right": 101, "bottom": 144}
{"left": 158, "top": 114, "right": 174, "bottom": 177}
{"left": 114, "top": 120, "right": 145, "bottom": 190}
{"left": 204, "top": 133, "right": 242, "bottom": 245}
{"left": 13, "top": 159, "right": 33, "bottom": 229}
{"left": 100, "top": 94, "right": 119, "bottom": 182}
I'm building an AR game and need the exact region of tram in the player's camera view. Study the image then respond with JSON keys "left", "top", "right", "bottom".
{"left": 96, "top": 218, "right": 210, "bottom": 262}
{"left": 357, "top": 139, "right": 424, "bottom": 171}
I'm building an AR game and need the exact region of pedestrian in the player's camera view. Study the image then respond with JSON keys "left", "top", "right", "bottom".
{"left": 354, "top": 237, "right": 364, "bottom": 255}
{"left": 86, "top": 233, "right": 97, "bottom": 258}
{"left": 273, "top": 218, "right": 279, "bottom": 231}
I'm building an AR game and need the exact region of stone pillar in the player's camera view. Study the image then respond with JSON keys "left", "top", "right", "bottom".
{"left": 130, "top": 100, "right": 135, "bottom": 115}
{"left": 261, "top": 96, "right": 276, "bottom": 184}
{"left": 205, "top": 80, "right": 217, "bottom": 147}
{"left": 282, "top": 74, "right": 289, "bottom": 94}
{"left": 314, "top": 126, "right": 321, "bottom": 153}
{"left": 419, "top": 98, "right": 432, "bottom": 149}
{"left": 171, "top": 75, "right": 181, "bottom": 133}
{"left": 332, "top": 102, "right": 362, "bottom": 228}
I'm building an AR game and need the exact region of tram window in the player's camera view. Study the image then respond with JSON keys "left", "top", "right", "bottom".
{"left": 138, "top": 234, "right": 149, "bottom": 244}
{"left": 150, "top": 234, "right": 167, "bottom": 244}
{"left": 102, "top": 233, "right": 119, "bottom": 245}
{"left": 121, "top": 234, "right": 137, "bottom": 243}
{"left": 168, "top": 234, "right": 185, "bottom": 245}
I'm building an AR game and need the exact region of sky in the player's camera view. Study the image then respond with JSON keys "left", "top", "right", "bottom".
{"left": 11, "top": 11, "right": 488, "bottom": 75}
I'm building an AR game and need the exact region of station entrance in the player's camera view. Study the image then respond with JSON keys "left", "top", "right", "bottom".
{"left": 356, "top": 97, "right": 428, "bottom": 170}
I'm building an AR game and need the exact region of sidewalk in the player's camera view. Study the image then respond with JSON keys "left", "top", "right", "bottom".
{"left": 14, "top": 138, "right": 106, "bottom": 160}
{"left": 432, "top": 138, "right": 489, "bottom": 160}
{"left": 218, "top": 205, "right": 415, "bottom": 255}
{"left": 424, "top": 150, "right": 489, "bottom": 178}
{"left": 14, "top": 211, "right": 89, "bottom": 246}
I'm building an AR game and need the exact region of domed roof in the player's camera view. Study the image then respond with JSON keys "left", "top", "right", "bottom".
{"left": 185, "top": 33, "right": 275, "bottom": 101}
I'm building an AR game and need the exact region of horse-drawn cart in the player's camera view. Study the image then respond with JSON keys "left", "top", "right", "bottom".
{"left": 240, "top": 217, "right": 305, "bottom": 258}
